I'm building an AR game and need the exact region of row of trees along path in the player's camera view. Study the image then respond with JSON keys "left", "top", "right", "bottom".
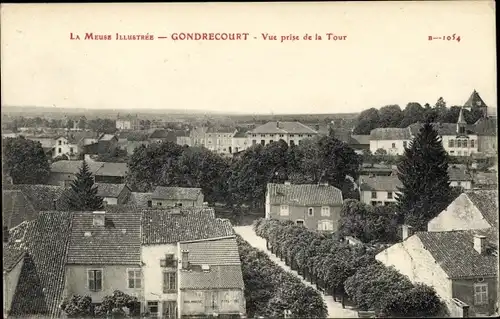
{"left": 233, "top": 225, "right": 359, "bottom": 318}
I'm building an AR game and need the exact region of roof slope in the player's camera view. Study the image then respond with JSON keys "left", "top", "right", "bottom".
{"left": 3, "top": 184, "right": 71, "bottom": 212}
{"left": 151, "top": 186, "right": 202, "bottom": 200}
{"left": 464, "top": 90, "right": 488, "bottom": 108}
{"left": 128, "top": 192, "right": 152, "bottom": 207}
{"left": 3, "top": 244, "right": 26, "bottom": 272}
{"left": 473, "top": 172, "right": 498, "bottom": 186}
{"left": 465, "top": 190, "right": 499, "bottom": 228}
{"left": 96, "top": 183, "right": 127, "bottom": 198}
{"left": 179, "top": 237, "right": 244, "bottom": 290}
{"left": 8, "top": 211, "right": 73, "bottom": 318}
{"left": 447, "top": 167, "right": 473, "bottom": 181}
{"left": 408, "top": 122, "right": 475, "bottom": 136}
{"left": 51, "top": 160, "right": 103, "bottom": 174}
{"left": 416, "top": 229, "right": 497, "bottom": 279}
{"left": 267, "top": 183, "right": 343, "bottom": 206}
{"left": 250, "top": 121, "right": 318, "bottom": 134}
{"left": 141, "top": 209, "right": 233, "bottom": 245}
{"left": 2, "top": 190, "right": 37, "bottom": 229}
{"left": 474, "top": 117, "right": 497, "bottom": 136}
{"left": 370, "top": 128, "right": 412, "bottom": 140}
{"left": 359, "top": 175, "right": 403, "bottom": 191}
{"left": 94, "top": 162, "right": 128, "bottom": 177}
{"left": 67, "top": 206, "right": 141, "bottom": 265}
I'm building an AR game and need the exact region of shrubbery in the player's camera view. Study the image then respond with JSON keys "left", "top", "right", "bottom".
{"left": 236, "top": 235, "right": 327, "bottom": 318}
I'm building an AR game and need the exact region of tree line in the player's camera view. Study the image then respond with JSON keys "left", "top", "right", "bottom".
{"left": 236, "top": 235, "right": 327, "bottom": 318}
{"left": 253, "top": 218, "right": 447, "bottom": 317}
{"left": 353, "top": 97, "right": 484, "bottom": 135}
{"left": 6, "top": 116, "right": 117, "bottom": 134}
{"left": 127, "top": 135, "right": 362, "bottom": 207}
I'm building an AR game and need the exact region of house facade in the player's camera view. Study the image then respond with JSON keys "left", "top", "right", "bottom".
{"left": 53, "top": 136, "right": 80, "bottom": 159}
{"left": 151, "top": 187, "right": 204, "bottom": 208}
{"left": 48, "top": 160, "right": 104, "bottom": 186}
{"left": 369, "top": 128, "right": 412, "bottom": 155}
{"left": 231, "top": 131, "right": 250, "bottom": 154}
{"left": 358, "top": 175, "right": 402, "bottom": 206}
{"left": 265, "top": 182, "right": 343, "bottom": 232}
{"left": 247, "top": 121, "right": 319, "bottom": 147}
{"left": 94, "top": 162, "right": 128, "bottom": 184}
{"left": 95, "top": 183, "right": 131, "bottom": 205}
{"left": 448, "top": 166, "right": 473, "bottom": 190}
{"left": 189, "top": 127, "right": 237, "bottom": 156}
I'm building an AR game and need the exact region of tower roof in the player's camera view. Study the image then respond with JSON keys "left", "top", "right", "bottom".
{"left": 457, "top": 107, "right": 466, "bottom": 124}
{"left": 464, "top": 90, "right": 487, "bottom": 108}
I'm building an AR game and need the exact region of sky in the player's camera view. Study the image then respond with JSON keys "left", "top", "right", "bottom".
{"left": 1, "top": 1, "right": 497, "bottom": 115}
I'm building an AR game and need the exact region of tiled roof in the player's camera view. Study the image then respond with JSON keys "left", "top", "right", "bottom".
{"left": 2, "top": 190, "right": 37, "bottom": 229}
{"left": 141, "top": 209, "right": 233, "bottom": 245}
{"left": 267, "top": 183, "right": 343, "bottom": 206}
{"left": 448, "top": 167, "right": 473, "bottom": 181}
{"left": 370, "top": 128, "right": 412, "bottom": 140}
{"left": 416, "top": 229, "right": 498, "bottom": 279}
{"left": 118, "top": 130, "right": 149, "bottom": 141}
{"left": 8, "top": 211, "right": 73, "bottom": 318}
{"left": 128, "top": 192, "right": 152, "bottom": 207}
{"left": 464, "top": 90, "right": 488, "bottom": 108}
{"left": 51, "top": 160, "right": 103, "bottom": 174}
{"left": 66, "top": 131, "right": 98, "bottom": 144}
{"left": 474, "top": 117, "right": 497, "bottom": 136}
{"left": 3, "top": 184, "right": 71, "bottom": 212}
{"left": 179, "top": 237, "right": 244, "bottom": 290}
{"left": 408, "top": 122, "right": 475, "bottom": 136}
{"left": 180, "top": 265, "right": 244, "bottom": 290}
{"left": 359, "top": 175, "right": 403, "bottom": 191}
{"left": 95, "top": 162, "right": 128, "bottom": 177}
{"left": 465, "top": 190, "right": 499, "bottom": 228}
{"left": 3, "top": 244, "right": 26, "bottom": 272}
{"left": 351, "top": 134, "right": 371, "bottom": 145}
{"left": 67, "top": 206, "right": 141, "bottom": 265}
{"left": 151, "top": 186, "right": 202, "bottom": 200}
{"left": 99, "top": 134, "right": 116, "bottom": 141}
{"left": 149, "top": 129, "right": 171, "bottom": 139}
{"left": 96, "top": 183, "right": 127, "bottom": 198}
{"left": 233, "top": 130, "right": 248, "bottom": 138}
{"left": 473, "top": 172, "right": 498, "bottom": 186}
{"left": 25, "top": 137, "right": 56, "bottom": 149}
{"left": 206, "top": 127, "right": 237, "bottom": 134}
{"left": 250, "top": 121, "right": 319, "bottom": 134}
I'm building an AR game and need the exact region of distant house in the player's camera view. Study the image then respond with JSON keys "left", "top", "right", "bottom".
{"left": 151, "top": 187, "right": 204, "bottom": 208}
{"left": 359, "top": 163, "right": 396, "bottom": 177}
{"left": 95, "top": 183, "right": 131, "bottom": 205}
{"left": 472, "top": 172, "right": 498, "bottom": 189}
{"left": 140, "top": 208, "right": 237, "bottom": 318}
{"left": 248, "top": 121, "right": 318, "bottom": 147}
{"left": 334, "top": 130, "right": 370, "bottom": 154}
{"left": 376, "top": 228, "right": 498, "bottom": 317}
{"left": 232, "top": 130, "right": 250, "bottom": 154}
{"left": 358, "top": 175, "right": 402, "bottom": 206}
{"left": 63, "top": 208, "right": 142, "bottom": 307}
{"left": 127, "top": 192, "right": 153, "bottom": 208}
{"left": 126, "top": 140, "right": 150, "bottom": 155}
{"left": 97, "top": 134, "right": 118, "bottom": 154}
{"left": 116, "top": 114, "right": 140, "bottom": 130}
{"left": 188, "top": 127, "right": 238, "bottom": 156}
{"left": 149, "top": 129, "right": 172, "bottom": 143}
{"left": 94, "top": 162, "right": 128, "bottom": 184}
{"left": 53, "top": 136, "right": 79, "bottom": 159}
{"left": 369, "top": 128, "right": 412, "bottom": 156}
{"left": 2, "top": 184, "right": 71, "bottom": 212}
{"left": 2, "top": 190, "right": 37, "bottom": 229}
{"left": 48, "top": 160, "right": 103, "bottom": 186}
{"left": 265, "top": 182, "right": 344, "bottom": 232}
{"left": 448, "top": 165, "right": 473, "bottom": 189}
{"left": 427, "top": 190, "right": 498, "bottom": 232}
{"left": 474, "top": 117, "right": 497, "bottom": 156}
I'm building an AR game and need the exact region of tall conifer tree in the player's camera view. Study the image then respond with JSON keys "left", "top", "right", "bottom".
{"left": 396, "top": 121, "right": 451, "bottom": 230}
{"left": 65, "top": 160, "right": 104, "bottom": 211}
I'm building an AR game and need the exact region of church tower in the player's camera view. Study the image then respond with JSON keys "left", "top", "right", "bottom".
{"left": 464, "top": 89, "right": 488, "bottom": 118}
{"left": 456, "top": 107, "right": 467, "bottom": 135}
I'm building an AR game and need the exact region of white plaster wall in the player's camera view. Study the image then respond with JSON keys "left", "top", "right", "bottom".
{"left": 141, "top": 244, "right": 178, "bottom": 302}
{"left": 427, "top": 194, "right": 491, "bottom": 231}
{"left": 360, "top": 190, "right": 399, "bottom": 205}
{"left": 450, "top": 181, "right": 472, "bottom": 190}
{"left": 369, "top": 140, "right": 408, "bottom": 155}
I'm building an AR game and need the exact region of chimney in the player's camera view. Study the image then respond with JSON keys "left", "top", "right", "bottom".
{"left": 402, "top": 224, "right": 414, "bottom": 240}
{"left": 276, "top": 121, "right": 280, "bottom": 128}
{"left": 201, "top": 264, "right": 210, "bottom": 272}
{"left": 92, "top": 211, "right": 106, "bottom": 227}
{"left": 284, "top": 181, "right": 291, "bottom": 186}
{"left": 181, "top": 250, "right": 189, "bottom": 270}
{"left": 474, "top": 234, "right": 487, "bottom": 254}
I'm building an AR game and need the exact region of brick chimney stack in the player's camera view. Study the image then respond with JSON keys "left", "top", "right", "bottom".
{"left": 181, "top": 250, "right": 189, "bottom": 270}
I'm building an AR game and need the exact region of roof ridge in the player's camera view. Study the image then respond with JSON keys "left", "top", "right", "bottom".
{"left": 179, "top": 235, "right": 236, "bottom": 244}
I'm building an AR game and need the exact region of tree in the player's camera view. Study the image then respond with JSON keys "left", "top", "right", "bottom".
{"left": 60, "top": 295, "right": 93, "bottom": 318}
{"left": 353, "top": 108, "right": 380, "bottom": 135}
{"left": 94, "top": 290, "right": 140, "bottom": 318}
{"left": 378, "top": 105, "right": 404, "bottom": 128}
{"left": 95, "top": 146, "right": 128, "bottom": 163}
{"left": 399, "top": 102, "right": 425, "bottom": 128}
{"left": 374, "top": 148, "right": 387, "bottom": 156}
{"left": 64, "top": 160, "right": 104, "bottom": 211}
{"left": 78, "top": 117, "right": 87, "bottom": 130}
{"left": 396, "top": 122, "right": 452, "bottom": 230}
{"left": 2, "top": 137, "right": 50, "bottom": 184}
{"left": 66, "top": 119, "right": 75, "bottom": 130}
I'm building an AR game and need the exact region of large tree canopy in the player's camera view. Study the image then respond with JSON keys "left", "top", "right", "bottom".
{"left": 2, "top": 137, "right": 50, "bottom": 184}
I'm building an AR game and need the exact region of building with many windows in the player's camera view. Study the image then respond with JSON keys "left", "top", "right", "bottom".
{"left": 247, "top": 121, "right": 319, "bottom": 147}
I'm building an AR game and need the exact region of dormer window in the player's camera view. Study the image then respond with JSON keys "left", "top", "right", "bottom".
{"left": 160, "top": 254, "right": 176, "bottom": 268}
{"left": 93, "top": 211, "right": 105, "bottom": 226}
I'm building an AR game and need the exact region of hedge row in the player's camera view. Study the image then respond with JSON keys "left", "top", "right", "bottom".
{"left": 253, "top": 218, "right": 447, "bottom": 317}
{"left": 236, "top": 235, "right": 327, "bottom": 318}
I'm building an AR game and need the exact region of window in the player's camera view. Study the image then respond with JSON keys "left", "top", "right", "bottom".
{"left": 261, "top": 140, "right": 265, "bottom": 146}
{"left": 270, "top": 134, "right": 275, "bottom": 137}
{"left": 252, "top": 134, "right": 256, "bottom": 137}
{"left": 88, "top": 269, "right": 103, "bottom": 291}
{"left": 289, "top": 140, "right": 295, "bottom": 147}
{"left": 147, "top": 200, "right": 152, "bottom": 207}
{"left": 371, "top": 201, "right": 377, "bottom": 206}
{"left": 58, "top": 140, "right": 62, "bottom": 145}
{"left": 403, "top": 141, "right": 407, "bottom": 148}
{"left": 449, "top": 139, "right": 455, "bottom": 147}
{"left": 261, "top": 134, "right": 266, "bottom": 137}
{"left": 318, "top": 220, "right": 333, "bottom": 231}
{"left": 157, "top": 202, "right": 162, "bottom": 206}
{"left": 462, "top": 140, "right": 468, "bottom": 148}
{"left": 474, "top": 283, "right": 488, "bottom": 305}
{"left": 457, "top": 140, "right": 462, "bottom": 148}
{"left": 296, "top": 220, "right": 304, "bottom": 226}
{"left": 471, "top": 140, "right": 475, "bottom": 148}
{"left": 290, "top": 134, "right": 295, "bottom": 137}
{"left": 457, "top": 151, "right": 462, "bottom": 156}
{"left": 147, "top": 301, "right": 159, "bottom": 317}
{"left": 457, "top": 181, "right": 462, "bottom": 186}
{"left": 279, "top": 134, "right": 284, "bottom": 137}
{"left": 280, "top": 205, "right": 289, "bottom": 216}
{"left": 308, "top": 207, "right": 314, "bottom": 216}
{"left": 58, "top": 148, "right": 62, "bottom": 153}
{"left": 163, "top": 271, "right": 177, "bottom": 293}
{"left": 308, "top": 134, "right": 313, "bottom": 137}
{"left": 391, "top": 142, "right": 396, "bottom": 148}
{"left": 70, "top": 147, "right": 74, "bottom": 153}
{"left": 269, "top": 140, "right": 274, "bottom": 144}
{"left": 459, "top": 126, "right": 465, "bottom": 134}
{"left": 163, "top": 301, "right": 177, "bottom": 319}
{"left": 371, "top": 191, "right": 377, "bottom": 199}
{"left": 160, "top": 254, "right": 175, "bottom": 268}
{"left": 387, "top": 192, "right": 393, "bottom": 199}
{"left": 321, "top": 206, "right": 330, "bottom": 217}
{"left": 128, "top": 269, "right": 142, "bottom": 289}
